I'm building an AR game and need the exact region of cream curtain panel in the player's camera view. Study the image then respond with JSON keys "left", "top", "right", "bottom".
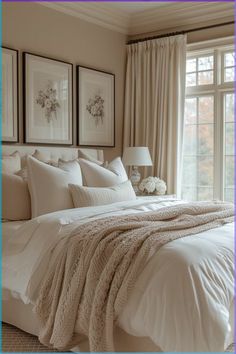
{"left": 123, "top": 35, "right": 187, "bottom": 195}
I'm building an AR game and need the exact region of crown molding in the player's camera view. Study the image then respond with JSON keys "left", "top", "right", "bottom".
{"left": 38, "top": 2, "right": 234, "bottom": 36}
{"left": 40, "top": 2, "right": 130, "bottom": 34}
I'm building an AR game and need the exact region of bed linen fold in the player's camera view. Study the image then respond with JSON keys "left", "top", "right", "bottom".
{"left": 33, "top": 201, "right": 234, "bottom": 352}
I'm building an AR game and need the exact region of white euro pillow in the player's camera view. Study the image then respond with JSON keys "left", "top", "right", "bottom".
{"left": 27, "top": 156, "right": 82, "bottom": 217}
{"left": 2, "top": 173, "right": 31, "bottom": 220}
{"left": 58, "top": 158, "right": 83, "bottom": 183}
{"left": 2, "top": 151, "right": 21, "bottom": 174}
{"left": 78, "top": 157, "right": 128, "bottom": 187}
{"left": 69, "top": 180, "right": 136, "bottom": 208}
{"left": 78, "top": 149, "right": 103, "bottom": 166}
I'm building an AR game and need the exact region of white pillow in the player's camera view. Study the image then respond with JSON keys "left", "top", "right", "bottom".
{"left": 58, "top": 158, "right": 83, "bottom": 181}
{"left": 32, "top": 149, "right": 58, "bottom": 167}
{"left": 2, "top": 151, "right": 21, "bottom": 174}
{"left": 2, "top": 173, "right": 31, "bottom": 220}
{"left": 78, "top": 149, "right": 103, "bottom": 166}
{"left": 69, "top": 180, "right": 136, "bottom": 208}
{"left": 79, "top": 157, "right": 128, "bottom": 187}
{"left": 27, "top": 156, "right": 82, "bottom": 217}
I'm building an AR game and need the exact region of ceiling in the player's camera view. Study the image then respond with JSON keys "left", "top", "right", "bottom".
{"left": 109, "top": 2, "right": 171, "bottom": 14}
{"left": 40, "top": 2, "right": 234, "bottom": 36}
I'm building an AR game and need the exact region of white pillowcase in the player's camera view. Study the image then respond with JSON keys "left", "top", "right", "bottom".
{"left": 2, "top": 173, "right": 31, "bottom": 220}
{"left": 58, "top": 158, "right": 83, "bottom": 183}
{"left": 2, "top": 151, "right": 21, "bottom": 174}
{"left": 27, "top": 156, "right": 82, "bottom": 217}
{"left": 32, "top": 149, "right": 58, "bottom": 167}
{"left": 69, "top": 180, "right": 136, "bottom": 208}
{"left": 78, "top": 149, "right": 103, "bottom": 166}
{"left": 79, "top": 157, "right": 128, "bottom": 187}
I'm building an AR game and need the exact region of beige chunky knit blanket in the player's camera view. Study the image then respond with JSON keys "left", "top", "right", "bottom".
{"left": 34, "top": 202, "right": 234, "bottom": 352}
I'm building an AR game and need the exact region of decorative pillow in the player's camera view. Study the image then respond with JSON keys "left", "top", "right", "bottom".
{"left": 2, "top": 173, "right": 31, "bottom": 220}
{"left": 78, "top": 149, "right": 103, "bottom": 166}
{"left": 2, "top": 151, "right": 21, "bottom": 174}
{"left": 32, "top": 149, "right": 58, "bottom": 167}
{"left": 69, "top": 180, "right": 136, "bottom": 208}
{"left": 58, "top": 159, "right": 83, "bottom": 184}
{"left": 27, "top": 156, "right": 82, "bottom": 217}
{"left": 78, "top": 157, "right": 128, "bottom": 187}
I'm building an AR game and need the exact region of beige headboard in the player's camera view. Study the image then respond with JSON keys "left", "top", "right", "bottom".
{"left": 2, "top": 145, "right": 104, "bottom": 166}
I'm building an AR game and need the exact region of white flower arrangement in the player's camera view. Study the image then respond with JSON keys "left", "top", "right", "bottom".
{"left": 36, "top": 80, "right": 60, "bottom": 123}
{"left": 86, "top": 94, "right": 105, "bottom": 127}
{"left": 139, "top": 176, "right": 167, "bottom": 195}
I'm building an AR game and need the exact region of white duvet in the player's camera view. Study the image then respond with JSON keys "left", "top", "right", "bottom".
{"left": 2, "top": 196, "right": 235, "bottom": 352}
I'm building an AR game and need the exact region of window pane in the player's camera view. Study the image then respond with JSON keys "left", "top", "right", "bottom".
{"left": 183, "top": 125, "right": 197, "bottom": 155}
{"left": 198, "top": 156, "right": 214, "bottom": 186}
{"left": 185, "top": 98, "right": 197, "bottom": 124}
{"left": 225, "top": 156, "right": 234, "bottom": 188}
{"left": 225, "top": 93, "right": 234, "bottom": 122}
{"left": 197, "top": 187, "right": 213, "bottom": 201}
{"left": 198, "top": 56, "right": 214, "bottom": 71}
{"left": 198, "top": 124, "right": 214, "bottom": 155}
{"left": 224, "top": 92, "right": 235, "bottom": 201}
{"left": 224, "top": 52, "right": 235, "bottom": 67}
{"left": 224, "top": 67, "right": 235, "bottom": 82}
{"left": 198, "top": 96, "right": 214, "bottom": 123}
{"left": 186, "top": 58, "right": 196, "bottom": 73}
{"left": 182, "top": 156, "right": 197, "bottom": 185}
{"left": 225, "top": 123, "right": 234, "bottom": 155}
{"left": 182, "top": 186, "right": 196, "bottom": 201}
{"left": 224, "top": 188, "right": 234, "bottom": 203}
{"left": 198, "top": 70, "right": 213, "bottom": 85}
{"left": 186, "top": 73, "right": 196, "bottom": 87}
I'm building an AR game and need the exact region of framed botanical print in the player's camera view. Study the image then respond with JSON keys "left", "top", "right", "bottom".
{"left": 77, "top": 66, "right": 115, "bottom": 147}
{"left": 2, "top": 47, "right": 18, "bottom": 142}
{"left": 23, "top": 52, "right": 73, "bottom": 145}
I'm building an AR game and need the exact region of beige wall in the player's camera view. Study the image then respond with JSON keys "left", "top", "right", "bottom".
{"left": 3, "top": 3, "right": 234, "bottom": 162}
{"left": 2, "top": 2, "right": 127, "bottom": 161}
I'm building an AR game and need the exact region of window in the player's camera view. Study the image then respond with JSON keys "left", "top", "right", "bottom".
{"left": 186, "top": 55, "right": 214, "bottom": 87}
{"left": 182, "top": 42, "right": 235, "bottom": 202}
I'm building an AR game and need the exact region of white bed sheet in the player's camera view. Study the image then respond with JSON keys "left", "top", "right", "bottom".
{"left": 2, "top": 221, "right": 26, "bottom": 252}
{"left": 2, "top": 197, "right": 234, "bottom": 352}
{"left": 2, "top": 220, "right": 26, "bottom": 237}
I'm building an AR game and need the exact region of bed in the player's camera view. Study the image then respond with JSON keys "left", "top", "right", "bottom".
{"left": 2, "top": 145, "right": 235, "bottom": 352}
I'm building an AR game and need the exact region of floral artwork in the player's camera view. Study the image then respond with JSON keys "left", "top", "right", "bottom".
{"left": 24, "top": 52, "right": 72, "bottom": 144}
{"left": 139, "top": 176, "right": 167, "bottom": 195}
{"left": 86, "top": 94, "right": 105, "bottom": 127}
{"left": 77, "top": 66, "right": 115, "bottom": 146}
{"left": 2, "top": 47, "right": 18, "bottom": 142}
{"left": 35, "top": 81, "right": 60, "bottom": 123}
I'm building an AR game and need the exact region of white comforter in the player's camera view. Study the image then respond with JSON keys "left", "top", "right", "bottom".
{"left": 2, "top": 197, "right": 234, "bottom": 352}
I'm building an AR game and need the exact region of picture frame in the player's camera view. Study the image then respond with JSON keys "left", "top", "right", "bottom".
{"left": 77, "top": 66, "right": 115, "bottom": 147}
{"left": 23, "top": 52, "right": 73, "bottom": 145}
{"left": 2, "top": 47, "right": 19, "bottom": 142}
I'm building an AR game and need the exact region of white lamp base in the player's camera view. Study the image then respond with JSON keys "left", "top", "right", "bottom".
{"left": 130, "top": 166, "right": 141, "bottom": 193}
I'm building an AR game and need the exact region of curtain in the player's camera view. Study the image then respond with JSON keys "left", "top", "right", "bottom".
{"left": 123, "top": 35, "right": 187, "bottom": 196}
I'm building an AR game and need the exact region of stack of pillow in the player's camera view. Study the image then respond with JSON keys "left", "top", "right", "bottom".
{"left": 2, "top": 149, "right": 136, "bottom": 221}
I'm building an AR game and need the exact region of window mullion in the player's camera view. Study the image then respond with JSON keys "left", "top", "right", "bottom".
{"left": 214, "top": 89, "right": 223, "bottom": 200}
{"left": 182, "top": 42, "right": 234, "bottom": 202}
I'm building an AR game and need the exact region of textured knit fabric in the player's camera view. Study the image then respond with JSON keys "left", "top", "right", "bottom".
{"left": 34, "top": 202, "right": 234, "bottom": 352}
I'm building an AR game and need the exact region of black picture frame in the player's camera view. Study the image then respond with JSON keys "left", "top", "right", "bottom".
{"left": 23, "top": 51, "right": 73, "bottom": 146}
{"left": 77, "top": 65, "right": 115, "bottom": 147}
{"left": 2, "top": 46, "right": 19, "bottom": 143}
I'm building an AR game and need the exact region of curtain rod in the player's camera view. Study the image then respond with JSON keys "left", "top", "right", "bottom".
{"left": 127, "top": 21, "right": 235, "bottom": 45}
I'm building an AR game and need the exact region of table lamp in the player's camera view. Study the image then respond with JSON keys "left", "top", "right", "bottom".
{"left": 122, "top": 146, "right": 153, "bottom": 193}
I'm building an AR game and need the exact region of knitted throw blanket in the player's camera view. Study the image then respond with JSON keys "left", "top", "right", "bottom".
{"left": 34, "top": 202, "right": 234, "bottom": 352}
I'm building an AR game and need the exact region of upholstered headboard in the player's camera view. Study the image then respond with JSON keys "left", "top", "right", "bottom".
{"left": 2, "top": 145, "right": 104, "bottom": 166}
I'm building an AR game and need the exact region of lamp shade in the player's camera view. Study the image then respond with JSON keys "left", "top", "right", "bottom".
{"left": 122, "top": 147, "right": 153, "bottom": 166}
